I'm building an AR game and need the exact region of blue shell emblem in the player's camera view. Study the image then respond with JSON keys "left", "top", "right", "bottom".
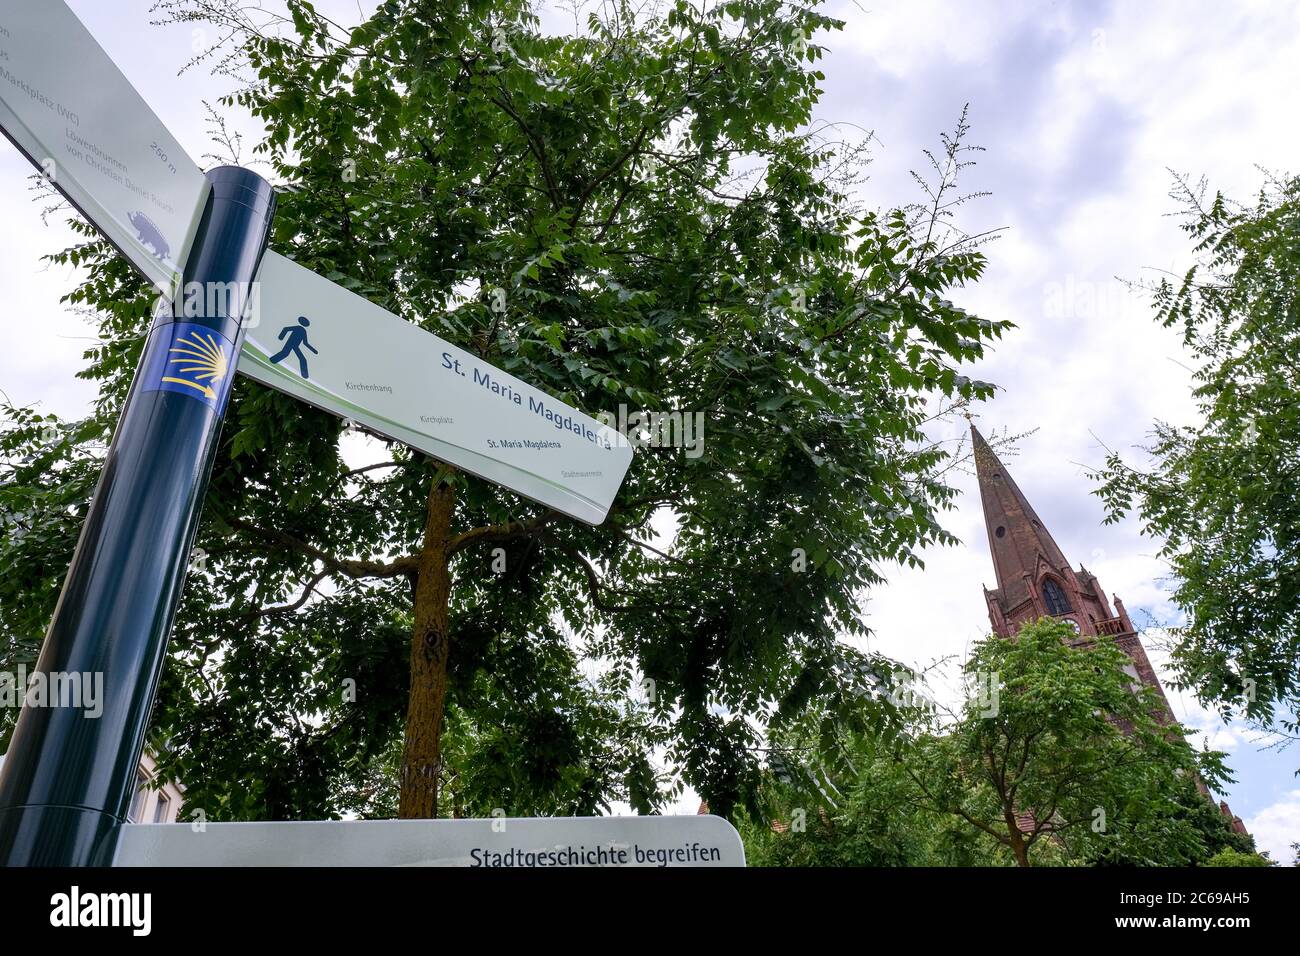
{"left": 142, "top": 323, "right": 233, "bottom": 409}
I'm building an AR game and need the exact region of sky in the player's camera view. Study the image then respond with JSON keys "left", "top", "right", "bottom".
{"left": 1, "top": 0, "right": 1298, "bottom": 862}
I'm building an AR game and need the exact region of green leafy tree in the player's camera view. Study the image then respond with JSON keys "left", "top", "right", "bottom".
{"left": 740, "top": 620, "right": 1246, "bottom": 867}
{"left": 1203, "top": 848, "right": 1275, "bottom": 867}
{"left": 903, "top": 619, "right": 1231, "bottom": 866}
{"left": 1094, "top": 172, "right": 1300, "bottom": 755}
{"left": 0, "top": 0, "right": 1005, "bottom": 820}
{"left": 1087, "top": 777, "right": 1257, "bottom": 867}
{"left": 740, "top": 728, "right": 1007, "bottom": 866}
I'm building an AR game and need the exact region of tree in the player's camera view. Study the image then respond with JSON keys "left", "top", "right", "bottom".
{"left": 1087, "top": 777, "right": 1257, "bottom": 867}
{"left": 1094, "top": 172, "right": 1300, "bottom": 756}
{"left": 739, "top": 729, "right": 1008, "bottom": 866}
{"left": 902, "top": 619, "right": 1230, "bottom": 867}
{"left": 1203, "top": 848, "right": 1275, "bottom": 867}
{"left": 0, "top": 0, "right": 1006, "bottom": 821}
{"left": 738, "top": 619, "right": 1243, "bottom": 867}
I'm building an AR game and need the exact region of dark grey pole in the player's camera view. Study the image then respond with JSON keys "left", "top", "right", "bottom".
{"left": 0, "top": 166, "right": 275, "bottom": 866}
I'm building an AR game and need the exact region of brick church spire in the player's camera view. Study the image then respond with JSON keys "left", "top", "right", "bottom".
{"left": 970, "top": 423, "right": 1249, "bottom": 836}
{"left": 973, "top": 425, "right": 1071, "bottom": 610}
{"left": 972, "top": 423, "right": 1132, "bottom": 640}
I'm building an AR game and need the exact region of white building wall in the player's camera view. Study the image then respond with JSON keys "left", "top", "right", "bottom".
{"left": 128, "top": 751, "right": 185, "bottom": 824}
{"left": 0, "top": 750, "right": 184, "bottom": 823}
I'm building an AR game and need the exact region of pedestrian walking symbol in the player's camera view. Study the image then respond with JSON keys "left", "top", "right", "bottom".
{"left": 270, "top": 316, "right": 318, "bottom": 378}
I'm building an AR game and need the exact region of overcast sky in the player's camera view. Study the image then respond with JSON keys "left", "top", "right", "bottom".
{"left": 2, "top": 0, "right": 1297, "bottom": 861}
{"left": 809, "top": 0, "right": 1300, "bottom": 862}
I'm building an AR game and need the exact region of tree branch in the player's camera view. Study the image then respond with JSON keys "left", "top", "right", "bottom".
{"left": 240, "top": 567, "right": 332, "bottom": 620}
{"left": 226, "top": 515, "right": 417, "bottom": 580}
{"left": 446, "top": 511, "right": 563, "bottom": 558}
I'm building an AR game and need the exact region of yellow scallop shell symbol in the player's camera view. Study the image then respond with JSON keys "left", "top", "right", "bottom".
{"left": 162, "top": 330, "right": 228, "bottom": 400}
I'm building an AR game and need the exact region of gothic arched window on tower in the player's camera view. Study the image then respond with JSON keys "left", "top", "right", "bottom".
{"left": 1042, "top": 577, "right": 1072, "bottom": 616}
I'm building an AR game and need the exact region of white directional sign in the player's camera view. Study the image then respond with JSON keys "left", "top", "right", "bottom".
{"left": 113, "top": 815, "right": 745, "bottom": 867}
{"left": 241, "top": 252, "right": 633, "bottom": 525}
{"left": 0, "top": 0, "right": 209, "bottom": 294}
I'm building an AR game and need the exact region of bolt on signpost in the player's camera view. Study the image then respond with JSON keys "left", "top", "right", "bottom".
{"left": 0, "top": 169, "right": 275, "bottom": 866}
{"left": 0, "top": 2, "right": 740, "bottom": 868}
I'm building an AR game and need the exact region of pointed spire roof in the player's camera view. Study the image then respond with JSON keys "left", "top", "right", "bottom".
{"left": 972, "top": 424, "right": 1071, "bottom": 599}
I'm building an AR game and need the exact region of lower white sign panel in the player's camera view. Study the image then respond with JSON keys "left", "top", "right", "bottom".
{"left": 239, "top": 252, "right": 633, "bottom": 525}
{"left": 113, "top": 815, "right": 745, "bottom": 867}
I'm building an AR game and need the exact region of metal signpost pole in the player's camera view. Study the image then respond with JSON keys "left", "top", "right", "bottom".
{"left": 0, "top": 167, "right": 275, "bottom": 866}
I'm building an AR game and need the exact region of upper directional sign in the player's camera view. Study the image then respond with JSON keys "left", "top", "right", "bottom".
{"left": 240, "top": 253, "right": 633, "bottom": 525}
{"left": 0, "top": 0, "right": 209, "bottom": 294}
{"left": 0, "top": 0, "right": 633, "bottom": 524}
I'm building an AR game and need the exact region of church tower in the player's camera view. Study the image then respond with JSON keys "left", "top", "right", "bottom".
{"left": 970, "top": 424, "right": 1174, "bottom": 719}
{"left": 970, "top": 423, "right": 1250, "bottom": 835}
{"left": 977, "top": 426, "right": 1248, "bottom": 837}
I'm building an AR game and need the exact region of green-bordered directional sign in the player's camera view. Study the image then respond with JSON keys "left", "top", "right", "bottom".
{"left": 242, "top": 253, "right": 632, "bottom": 525}
{"left": 0, "top": 0, "right": 632, "bottom": 525}
{"left": 0, "top": 0, "right": 209, "bottom": 295}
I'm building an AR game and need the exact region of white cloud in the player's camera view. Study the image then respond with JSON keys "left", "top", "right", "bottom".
{"left": 1246, "top": 790, "right": 1300, "bottom": 866}
{"left": 835, "top": 0, "right": 1300, "bottom": 823}
{"left": 0, "top": 158, "right": 97, "bottom": 419}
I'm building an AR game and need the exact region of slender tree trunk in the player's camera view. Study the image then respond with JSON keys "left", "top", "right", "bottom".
{"left": 1008, "top": 835, "right": 1031, "bottom": 867}
{"left": 1005, "top": 806, "right": 1032, "bottom": 867}
{"left": 398, "top": 471, "right": 455, "bottom": 818}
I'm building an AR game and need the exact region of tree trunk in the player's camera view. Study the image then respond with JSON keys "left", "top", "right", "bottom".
{"left": 397, "top": 471, "right": 455, "bottom": 818}
{"left": 1005, "top": 807, "right": 1032, "bottom": 867}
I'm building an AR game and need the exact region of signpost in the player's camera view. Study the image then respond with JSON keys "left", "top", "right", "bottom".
{"left": 0, "top": 0, "right": 631, "bottom": 526}
{"left": 0, "top": 1, "right": 661, "bottom": 867}
{"left": 0, "top": 161, "right": 276, "bottom": 866}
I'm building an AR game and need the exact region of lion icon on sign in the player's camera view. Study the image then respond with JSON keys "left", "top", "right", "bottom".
{"left": 128, "top": 211, "right": 170, "bottom": 261}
